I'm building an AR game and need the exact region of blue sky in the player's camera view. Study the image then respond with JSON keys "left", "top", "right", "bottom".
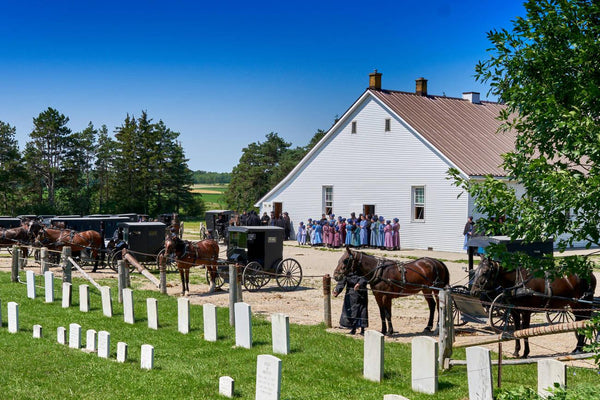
{"left": 0, "top": 0, "right": 526, "bottom": 172}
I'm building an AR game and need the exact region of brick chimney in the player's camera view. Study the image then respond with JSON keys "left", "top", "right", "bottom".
{"left": 462, "top": 92, "right": 481, "bottom": 104}
{"left": 369, "top": 70, "right": 382, "bottom": 90}
{"left": 415, "top": 77, "right": 428, "bottom": 96}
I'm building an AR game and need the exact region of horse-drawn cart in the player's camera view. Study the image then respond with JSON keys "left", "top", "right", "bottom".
{"left": 207, "top": 226, "right": 303, "bottom": 292}
{"left": 205, "top": 210, "right": 235, "bottom": 243}
{"left": 107, "top": 222, "right": 171, "bottom": 271}
{"left": 453, "top": 235, "right": 598, "bottom": 358}
{"left": 453, "top": 235, "right": 557, "bottom": 332}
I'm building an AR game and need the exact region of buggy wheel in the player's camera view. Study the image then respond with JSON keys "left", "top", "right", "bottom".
{"left": 242, "top": 261, "right": 269, "bottom": 292}
{"left": 545, "top": 308, "right": 575, "bottom": 325}
{"left": 275, "top": 258, "right": 302, "bottom": 291}
{"left": 489, "top": 293, "right": 514, "bottom": 333}
{"left": 211, "top": 230, "right": 220, "bottom": 243}
{"left": 108, "top": 251, "right": 122, "bottom": 272}
{"left": 451, "top": 285, "right": 469, "bottom": 326}
{"left": 156, "top": 249, "right": 177, "bottom": 272}
{"left": 205, "top": 266, "right": 228, "bottom": 289}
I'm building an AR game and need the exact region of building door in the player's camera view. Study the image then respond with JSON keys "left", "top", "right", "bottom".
{"left": 363, "top": 204, "right": 375, "bottom": 216}
{"left": 273, "top": 202, "right": 283, "bottom": 218}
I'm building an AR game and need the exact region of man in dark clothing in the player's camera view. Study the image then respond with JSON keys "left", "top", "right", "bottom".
{"left": 260, "top": 212, "right": 270, "bottom": 226}
{"left": 282, "top": 211, "right": 291, "bottom": 240}
{"left": 246, "top": 210, "right": 261, "bottom": 226}
{"left": 333, "top": 273, "right": 368, "bottom": 335}
{"left": 239, "top": 211, "right": 248, "bottom": 226}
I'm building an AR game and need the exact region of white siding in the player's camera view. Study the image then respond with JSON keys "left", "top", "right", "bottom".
{"left": 260, "top": 96, "right": 469, "bottom": 252}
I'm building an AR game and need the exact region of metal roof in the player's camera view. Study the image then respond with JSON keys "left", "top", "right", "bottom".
{"left": 370, "top": 89, "right": 516, "bottom": 177}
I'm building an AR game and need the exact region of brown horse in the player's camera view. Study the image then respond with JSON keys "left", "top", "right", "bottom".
{"left": 470, "top": 257, "right": 597, "bottom": 357}
{"left": 0, "top": 225, "right": 33, "bottom": 257}
{"left": 33, "top": 224, "right": 103, "bottom": 271}
{"left": 333, "top": 247, "right": 450, "bottom": 335}
{"left": 164, "top": 235, "right": 220, "bottom": 295}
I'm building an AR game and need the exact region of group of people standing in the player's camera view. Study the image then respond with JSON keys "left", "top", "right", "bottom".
{"left": 296, "top": 213, "right": 400, "bottom": 250}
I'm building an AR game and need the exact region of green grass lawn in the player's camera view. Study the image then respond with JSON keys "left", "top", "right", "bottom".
{"left": 0, "top": 271, "right": 597, "bottom": 399}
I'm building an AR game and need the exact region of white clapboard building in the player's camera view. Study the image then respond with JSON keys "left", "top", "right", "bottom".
{"left": 256, "top": 72, "right": 517, "bottom": 252}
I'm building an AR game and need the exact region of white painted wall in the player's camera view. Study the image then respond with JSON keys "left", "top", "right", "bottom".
{"left": 260, "top": 95, "right": 470, "bottom": 252}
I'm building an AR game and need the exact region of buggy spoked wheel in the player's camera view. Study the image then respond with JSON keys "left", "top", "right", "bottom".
{"left": 545, "top": 308, "right": 575, "bottom": 325}
{"left": 242, "top": 261, "right": 270, "bottom": 292}
{"left": 108, "top": 251, "right": 121, "bottom": 272}
{"left": 275, "top": 258, "right": 302, "bottom": 291}
{"left": 489, "top": 293, "right": 514, "bottom": 333}
{"left": 451, "top": 285, "right": 469, "bottom": 326}
{"left": 205, "top": 266, "right": 228, "bottom": 289}
{"left": 156, "top": 249, "right": 177, "bottom": 272}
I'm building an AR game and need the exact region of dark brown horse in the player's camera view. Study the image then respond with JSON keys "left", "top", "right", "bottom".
{"left": 164, "top": 235, "right": 220, "bottom": 295}
{"left": 333, "top": 247, "right": 450, "bottom": 335}
{"left": 33, "top": 224, "right": 103, "bottom": 270}
{"left": 0, "top": 225, "right": 33, "bottom": 257}
{"left": 470, "top": 257, "right": 597, "bottom": 357}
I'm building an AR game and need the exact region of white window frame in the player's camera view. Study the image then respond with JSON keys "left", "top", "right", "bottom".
{"left": 412, "top": 186, "right": 425, "bottom": 221}
{"left": 385, "top": 118, "right": 391, "bottom": 132}
{"left": 323, "top": 186, "right": 333, "bottom": 215}
{"left": 351, "top": 121, "right": 357, "bottom": 134}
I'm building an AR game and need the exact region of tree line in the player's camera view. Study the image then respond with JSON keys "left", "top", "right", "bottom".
{"left": 192, "top": 171, "right": 231, "bottom": 184}
{"left": 224, "top": 129, "right": 326, "bottom": 211}
{"left": 0, "top": 108, "right": 201, "bottom": 217}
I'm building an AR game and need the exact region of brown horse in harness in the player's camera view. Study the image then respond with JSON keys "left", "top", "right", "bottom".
{"left": 164, "top": 235, "right": 220, "bottom": 295}
{"left": 0, "top": 225, "right": 33, "bottom": 257}
{"left": 31, "top": 222, "right": 103, "bottom": 271}
{"left": 471, "top": 257, "right": 597, "bottom": 357}
{"left": 333, "top": 247, "right": 450, "bottom": 335}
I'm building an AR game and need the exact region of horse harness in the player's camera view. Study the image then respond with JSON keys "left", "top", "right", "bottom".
{"left": 350, "top": 252, "right": 444, "bottom": 290}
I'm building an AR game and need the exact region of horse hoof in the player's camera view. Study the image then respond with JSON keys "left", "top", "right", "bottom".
{"left": 512, "top": 352, "right": 520, "bottom": 358}
{"left": 423, "top": 326, "right": 432, "bottom": 333}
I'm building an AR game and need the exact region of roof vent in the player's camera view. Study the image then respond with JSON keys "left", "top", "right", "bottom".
{"left": 462, "top": 92, "right": 481, "bottom": 104}
{"left": 369, "top": 70, "right": 382, "bottom": 90}
{"left": 415, "top": 77, "right": 428, "bottom": 96}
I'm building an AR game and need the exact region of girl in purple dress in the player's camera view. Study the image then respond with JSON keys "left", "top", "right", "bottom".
{"left": 333, "top": 222, "right": 342, "bottom": 248}
{"left": 384, "top": 220, "right": 394, "bottom": 250}
{"left": 392, "top": 218, "right": 400, "bottom": 250}
{"left": 322, "top": 223, "right": 330, "bottom": 247}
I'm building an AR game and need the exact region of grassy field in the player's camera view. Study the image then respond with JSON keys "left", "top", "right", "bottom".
{"left": 0, "top": 271, "right": 597, "bottom": 399}
{"left": 192, "top": 184, "right": 228, "bottom": 210}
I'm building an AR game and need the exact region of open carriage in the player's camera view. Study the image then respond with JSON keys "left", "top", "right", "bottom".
{"left": 211, "top": 226, "right": 303, "bottom": 292}
{"left": 452, "top": 235, "right": 599, "bottom": 333}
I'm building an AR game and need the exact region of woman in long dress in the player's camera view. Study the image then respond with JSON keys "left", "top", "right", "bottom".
{"left": 344, "top": 220, "right": 354, "bottom": 246}
{"left": 384, "top": 220, "right": 394, "bottom": 250}
{"left": 370, "top": 216, "right": 378, "bottom": 248}
{"left": 392, "top": 218, "right": 400, "bottom": 250}
{"left": 359, "top": 215, "right": 368, "bottom": 247}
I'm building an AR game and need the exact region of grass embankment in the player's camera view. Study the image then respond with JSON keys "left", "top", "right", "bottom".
{"left": 0, "top": 271, "right": 597, "bottom": 399}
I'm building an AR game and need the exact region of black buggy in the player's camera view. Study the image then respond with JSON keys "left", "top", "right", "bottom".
{"left": 212, "top": 226, "right": 303, "bottom": 292}
{"left": 205, "top": 210, "right": 235, "bottom": 243}
{"left": 107, "top": 222, "right": 168, "bottom": 271}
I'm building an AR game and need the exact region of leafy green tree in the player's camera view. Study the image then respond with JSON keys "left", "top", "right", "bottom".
{"left": 95, "top": 125, "right": 117, "bottom": 212}
{"left": 0, "top": 121, "right": 25, "bottom": 215}
{"left": 57, "top": 122, "right": 97, "bottom": 214}
{"left": 224, "top": 132, "right": 292, "bottom": 211}
{"left": 24, "top": 108, "right": 73, "bottom": 210}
